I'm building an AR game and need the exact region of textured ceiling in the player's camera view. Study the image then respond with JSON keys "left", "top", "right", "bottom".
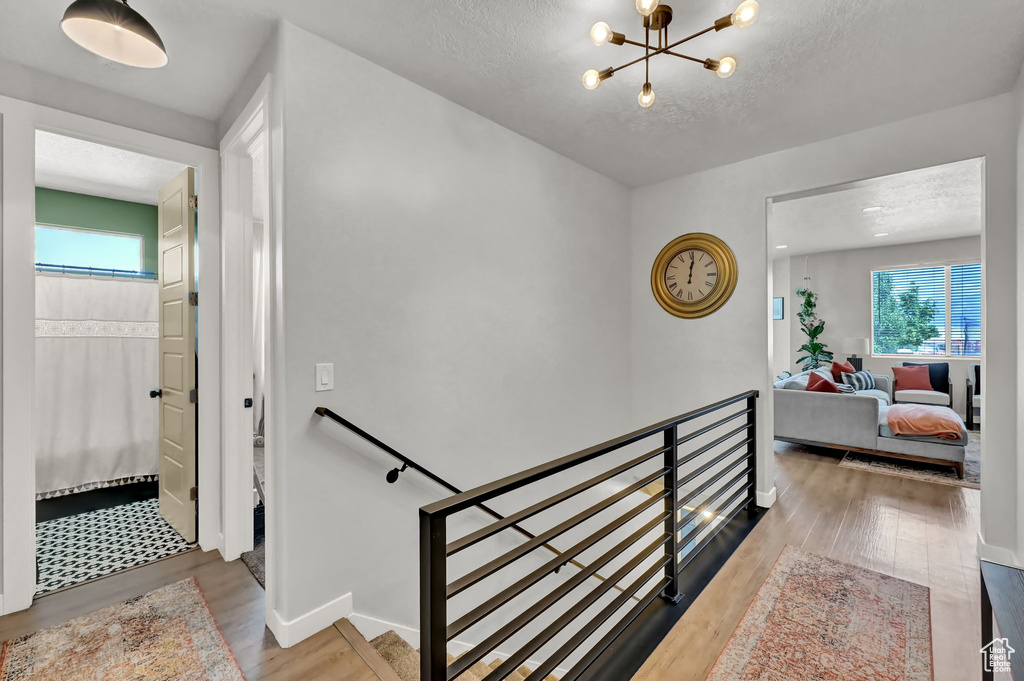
{"left": 770, "top": 159, "right": 983, "bottom": 258}
{"left": 36, "top": 131, "right": 188, "bottom": 205}
{"left": 4, "top": 1, "right": 1024, "bottom": 186}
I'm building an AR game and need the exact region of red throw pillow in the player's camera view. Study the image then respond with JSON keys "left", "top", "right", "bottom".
{"left": 830, "top": 360, "right": 855, "bottom": 382}
{"left": 807, "top": 372, "right": 840, "bottom": 393}
{"left": 893, "top": 365, "right": 933, "bottom": 391}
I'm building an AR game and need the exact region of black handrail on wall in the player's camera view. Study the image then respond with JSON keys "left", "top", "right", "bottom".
{"left": 419, "top": 390, "right": 761, "bottom": 681}
{"left": 313, "top": 407, "right": 590, "bottom": 577}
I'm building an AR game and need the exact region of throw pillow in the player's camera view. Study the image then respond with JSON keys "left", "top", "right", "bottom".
{"left": 807, "top": 372, "right": 839, "bottom": 393}
{"left": 830, "top": 360, "right": 855, "bottom": 382}
{"left": 893, "top": 365, "right": 933, "bottom": 391}
{"left": 836, "top": 383, "right": 856, "bottom": 393}
{"left": 902, "top": 361, "right": 949, "bottom": 393}
{"left": 841, "top": 371, "right": 876, "bottom": 391}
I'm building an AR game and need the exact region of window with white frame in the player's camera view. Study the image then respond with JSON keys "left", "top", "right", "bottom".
{"left": 35, "top": 225, "right": 144, "bottom": 273}
{"left": 871, "top": 263, "right": 981, "bottom": 356}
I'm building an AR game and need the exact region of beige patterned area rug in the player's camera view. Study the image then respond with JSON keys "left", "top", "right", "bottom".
{"left": 838, "top": 431, "right": 980, "bottom": 490}
{"left": 0, "top": 578, "right": 245, "bottom": 681}
{"left": 706, "top": 545, "right": 932, "bottom": 681}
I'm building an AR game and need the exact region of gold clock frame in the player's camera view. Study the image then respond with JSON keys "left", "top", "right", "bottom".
{"left": 650, "top": 232, "right": 738, "bottom": 319}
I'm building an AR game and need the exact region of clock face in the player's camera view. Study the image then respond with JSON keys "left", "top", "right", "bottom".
{"left": 664, "top": 248, "right": 719, "bottom": 303}
{"left": 650, "top": 233, "right": 737, "bottom": 319}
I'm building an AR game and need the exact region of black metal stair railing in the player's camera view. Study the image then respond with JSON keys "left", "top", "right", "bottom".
{"left": 313, "top": 406, "right": 600, "bottom": 582}
{"left": 419, "top": 390, "right": 760, "bottom": 681}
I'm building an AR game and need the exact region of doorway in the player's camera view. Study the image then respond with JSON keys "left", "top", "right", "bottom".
{"left": 766, "top": 158, "right": 984, "bottom": 488}
{"left": 32, "top": 131, "right": 201, "bottom": 594}
{"left": 220, "top": 77, "right": 274, "bottom": 612}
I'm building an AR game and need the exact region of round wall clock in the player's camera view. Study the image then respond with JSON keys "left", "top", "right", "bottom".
{"left": 650, "top": 233, "right": 738, "bottom": 318}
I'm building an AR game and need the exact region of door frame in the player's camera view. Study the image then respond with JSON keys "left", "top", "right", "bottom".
{"left": 219, "top": 76, "right": 277, "bottom": 620}
{"left": 0, "top": 94, "right": 223, "bottom": 614}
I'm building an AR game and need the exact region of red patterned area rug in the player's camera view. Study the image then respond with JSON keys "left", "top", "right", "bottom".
{"left": 706, "top": 545, "right": 932, "bottom": 681}
{"left": 0, "top": 578, "right": 245, "bottom": 681}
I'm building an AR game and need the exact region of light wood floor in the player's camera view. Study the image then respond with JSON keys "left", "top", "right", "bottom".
{"left": 633, "top": 441, "right": 991, "bottom": 681}
{"left": 0, "top": 549, "right": 380, "bottom": 681}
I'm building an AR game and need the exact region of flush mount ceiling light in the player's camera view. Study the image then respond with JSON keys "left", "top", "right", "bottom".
{"left": 583, "top": 0, "right": 759, "bottom": 108}
{"left": 61, "top": 0, "right": 167, "bottom": 68}
{"left": 862, "top": 206, "right": 883, "bottom": 213}
{"left": 874, "top": 232, "right": 890, "bottom": 237}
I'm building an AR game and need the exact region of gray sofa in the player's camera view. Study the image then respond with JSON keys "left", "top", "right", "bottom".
{"left": 773, "top": 370, "right": 967, "bottom": 478}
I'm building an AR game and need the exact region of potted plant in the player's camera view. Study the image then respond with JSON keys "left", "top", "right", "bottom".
{"left": 795, "top": 286, "right": 834, "bottom": 370}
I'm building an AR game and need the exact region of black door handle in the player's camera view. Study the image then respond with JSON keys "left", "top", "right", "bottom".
{"left": 150, "top": 389, "right": 163, "bottom": 398}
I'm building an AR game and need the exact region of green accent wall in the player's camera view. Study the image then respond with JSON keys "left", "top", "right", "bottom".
{"left": 35, "top": 187, "right": 159, "bottom": 274}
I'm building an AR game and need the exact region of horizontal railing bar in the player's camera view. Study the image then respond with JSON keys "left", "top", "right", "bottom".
{"left": 677, "top": 468, "right": 752, "bottom": 531}
{"left": 446, "top": 467, "right": 669, "bottom": 600}
{"left": 677, "top": 494, "right": 752, "bottom": 575}
{"left": 677, "top": 482, "right": 753, "bottom": 550}
{"left": 527, "top": 565, "right": 672, "bottom": 681}
{"left": 677, "top": 407, "right": 753, "bottom": 447}
{"left": 674, "top": 423, "right": 751, "bottom": 469}
{"left": 445, "top": 515, "right": 670, "bottom": 679}
{"left": 421, "top": 390, "right": 759, "bottom": 518}
{"left": 446, "top": 488, "right": 669, "bottom": 638}
{"left": 675, "top": 437, "right": 753, "bottom": 494}
{"left": 676, "top": 453, "right": 751, "bottom": 514}
{"left": 447, "top": 445, "right": 669, "bottom": 556}
{"left": 491, "top": 548, "right": 671, "bottom": 681}
{"left": 557, "top": 570, "right": 676, "bottom": 681}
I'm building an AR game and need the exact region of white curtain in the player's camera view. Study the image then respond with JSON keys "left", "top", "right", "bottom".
{"left": 35, "top": 275, "right": 160, "bottom": 496}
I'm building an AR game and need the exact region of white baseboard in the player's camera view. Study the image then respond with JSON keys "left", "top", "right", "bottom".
{"left": 267, "top": 592, "right": 353, "bottom": 648}
{"left": 347, "top": 612, "right": 570, "bottom": 676}
{"left": 977, "top": 532, "right": 1022, "bottom": 568}
{"left": 756, "top": 486, "right": 777, "bottom": 508}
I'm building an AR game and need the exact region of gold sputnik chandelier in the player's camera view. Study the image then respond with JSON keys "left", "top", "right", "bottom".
{"left": 583, "top": 0, "right": 760, "bottom": 108}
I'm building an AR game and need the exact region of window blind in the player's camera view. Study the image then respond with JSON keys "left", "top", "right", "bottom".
{"left": 872, "top": 266, "right": 947, "bottom": 355}
{"left": 950, "top": 263, "right": 981, "bottom": 356}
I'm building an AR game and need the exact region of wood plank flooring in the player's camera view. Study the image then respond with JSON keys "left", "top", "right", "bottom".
{"left": 0, "top": 549, "right": 380, "bottom": 681}
{"left": 0, "top": 440, "right": 994, "bottom": 681}
{"left": 632, "top": 441, "right": 994, "bottom": 681}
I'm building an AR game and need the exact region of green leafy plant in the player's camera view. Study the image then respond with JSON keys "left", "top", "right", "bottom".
{"left": 795, "top": 286, "right": 834, "bottom": 370}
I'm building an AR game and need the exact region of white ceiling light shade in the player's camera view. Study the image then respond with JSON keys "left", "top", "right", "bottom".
{"left": 862, "top": 206, "right": 883, "bottom": 213}
{"left": 874, "top": 232, "right": 889, "bottom": 237}
{"left": 61, "top": 0, "right": 167, "bottom": 68}
{"left": 775, "top": 244, "right": 788, "bottom": 249}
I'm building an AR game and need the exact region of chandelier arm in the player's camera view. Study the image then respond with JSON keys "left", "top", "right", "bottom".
{"left": 607, "top": 23, "right": 717, "bottom": 76}
{"left": 644, "top": 25, "right": 649, "bottom": 83}
{"left": 663, "top": 50, "right": 708, "bottom": 64}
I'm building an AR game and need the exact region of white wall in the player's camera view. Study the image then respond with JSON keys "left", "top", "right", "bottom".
{"left": 268, "top": 22, "right": 632, "bottom": 632}
{"left": 631, "top": 93, "right": 1019, "bottom": 565}
{"left": 771, "top": 257, "right": 791, "bottom": 378}
{"left": 783, "top": 236, "right": 981, "bottom": 417}
{"left": 0, "top": 56, "right": 216, "bottom": 149}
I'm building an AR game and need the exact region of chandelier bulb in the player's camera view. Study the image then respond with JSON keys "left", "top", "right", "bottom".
{"left": 590, "top": 22, "right": 612, "bottom": 46}
{"left": 582, "top": 69, "right": 602, "bottom": 90}
{"left": 638, "top": 82, "right": 656, "bottom": 108}
{"left": 716, "top": 57, "right": 737, "bottom": 78}
{"left": 635, "top": 0, "right": 659, "bottom": 18}
{"left": 732, "top": 0, "right": 759, "bottom": 28}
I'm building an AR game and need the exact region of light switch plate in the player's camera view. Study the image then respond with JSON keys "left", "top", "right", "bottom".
{"left": 315, "top": 363, "right": 334, "bottom": 392}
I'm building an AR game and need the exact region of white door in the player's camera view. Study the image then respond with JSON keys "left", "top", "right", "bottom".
{"left": 157, "top": 168, "right": 197, "bottom": 543}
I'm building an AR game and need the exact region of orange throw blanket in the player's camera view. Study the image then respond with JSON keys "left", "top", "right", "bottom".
{"left": 888, "top": 404, "right": 964, "bottom": 441}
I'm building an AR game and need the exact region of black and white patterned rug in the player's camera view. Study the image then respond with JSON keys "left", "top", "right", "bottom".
{"left": 36, "top": 498, "right": 195, "bottom": 595}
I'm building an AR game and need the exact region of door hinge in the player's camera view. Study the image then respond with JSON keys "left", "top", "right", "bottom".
{"left": 189, "top": 195, "right": 199, "bottom": 210}
{"left": 188, "top": 291, "right": 199, "bottom": 306}
{"left": 189, "top": 388, "right": 198, "bottom": 404}
{"left": 189, "top": 486, "right": 198, "bottom": 501}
